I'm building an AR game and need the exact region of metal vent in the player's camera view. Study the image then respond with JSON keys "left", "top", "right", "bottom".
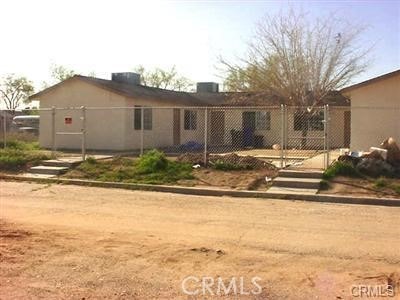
{"left": 111, "top": 72, "right": 141, "bottom": 85}
{"left": 196, "top": 82, "right": 219, "bottom": 93}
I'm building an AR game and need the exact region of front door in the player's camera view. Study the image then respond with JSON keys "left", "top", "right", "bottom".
{"left": 344, "top": 110, "right": 351, "bottom": 147}
{"left": 242, "top": 112, "right": 256, "bottom": 147}
{"left": 210, "top": 111, "right": 225, "bottom": 145}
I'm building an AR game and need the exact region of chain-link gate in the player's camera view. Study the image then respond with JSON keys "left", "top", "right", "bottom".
{"left": 281, "top": 105, "right": 329, "bottom": 170}
{"left": 1, "top": 104, "right": 353, "bottom": 171}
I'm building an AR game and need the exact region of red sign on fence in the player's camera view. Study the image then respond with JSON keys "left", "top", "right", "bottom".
{"left": 65, "top": 117, "right": 72, "bottom": 125}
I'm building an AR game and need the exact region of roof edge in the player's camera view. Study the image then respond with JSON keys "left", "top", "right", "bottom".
{"left": 28, "top": 76, "right": 81, "bottom": 100}
{"left": 341, "top": 69, "right": 400, "bottom": 93}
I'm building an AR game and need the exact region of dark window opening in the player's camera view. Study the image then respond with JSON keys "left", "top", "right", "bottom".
{"left": 294, "top": 111, "right": 324, "bottom": 131}
{"left": 184, "top": 110, "right": 197, "bottom": 130}
{"left": 134, "top": 106, "right": 152, "bottom": 130}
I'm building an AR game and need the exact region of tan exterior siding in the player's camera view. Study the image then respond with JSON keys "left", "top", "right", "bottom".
{"left": 36, "top": 78, "right": 348, "bottom": 151}
{"left": 345, "top": 73, "right": 400, "bottom": 150}
{"left": 38, "top": 79, "right": 128, "bottom": 150}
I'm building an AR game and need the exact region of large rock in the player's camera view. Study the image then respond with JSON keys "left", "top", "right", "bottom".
{"left": 176, "top": 153, "right": 204, "bottom": 165}
{"left": 356, "top": 158, "right": 395, "bottom": 178}
{"left": 362, "top": 150, "right": 384, "bottom": 161}
{"left": 338, "top": 155, "right": 361, "bottom": 167}
{"left": 380, "top": 137, "right": 400, "bottom": 167}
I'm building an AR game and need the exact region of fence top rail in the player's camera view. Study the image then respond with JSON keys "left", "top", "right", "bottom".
{"left": 44, "top": 106, "right": 285, "bottom": 110}
{"left": 1, "top": 105, "right": 399, "bottom": 112}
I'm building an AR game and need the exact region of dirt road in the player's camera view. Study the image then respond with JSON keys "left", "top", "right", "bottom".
{"left": 1, "top": 181, "right": 399, "bottom": 299}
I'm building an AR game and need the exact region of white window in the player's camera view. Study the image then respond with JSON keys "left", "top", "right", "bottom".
{"left": 255, "top": 111, "right": 271, "bottom": 130}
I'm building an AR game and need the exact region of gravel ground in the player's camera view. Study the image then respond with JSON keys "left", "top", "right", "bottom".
{"left": 1, "top": 181, "right": 399, "bottom": 299}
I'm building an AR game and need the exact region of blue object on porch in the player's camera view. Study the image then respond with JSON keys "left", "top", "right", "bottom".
{"left": 243, "top": 127, "right": 255, "bottom": 147}
{"left": 179, "top": 141, "right": 204, "bottom": 152}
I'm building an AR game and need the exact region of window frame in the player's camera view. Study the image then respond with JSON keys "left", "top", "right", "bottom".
{"left": 255, "top": 111, "right": 271, "bottom": 130}
{"left": 294, "top": 111, "right": 324, "bottom": 131}
{"left": 134, "top": 106, "right": 152, "bottom": 130}
{"left": 184, "top": 110, "right": 197, "bottom": 130}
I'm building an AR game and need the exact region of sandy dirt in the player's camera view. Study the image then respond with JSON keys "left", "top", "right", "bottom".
{"left": 1, "top": 180, "right": 399, "bottom": 299}
{"left": 320, "top": 176, "right": 400, "bottom": 199}
{"left": 181, "top": 168, "right": 277, "bottom": 190}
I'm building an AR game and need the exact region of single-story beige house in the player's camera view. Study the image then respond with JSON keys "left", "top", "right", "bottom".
{"left": 29, "top": 72, "right": 350, "bottom": 151}
{"left": 341, "top": 69, "right": 400, "bottom": 151}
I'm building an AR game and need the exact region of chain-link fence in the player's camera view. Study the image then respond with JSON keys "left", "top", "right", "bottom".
{"left": 2, "top": 105, "right": 398, "bottom": 170}
{"left": 1, "top": 109, "right": 41, "bottom": 149}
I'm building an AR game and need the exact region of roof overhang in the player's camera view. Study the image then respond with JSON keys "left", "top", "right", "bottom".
{"left": 341, "top": 69, "right": 400, "bottom": 94}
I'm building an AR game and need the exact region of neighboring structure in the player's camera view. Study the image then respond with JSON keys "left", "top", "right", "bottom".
{"left": 341, "top": 69, "right": 400, "bottom": 151}
{"left": 29, "top": 73, "right": 350, "bottom": 151}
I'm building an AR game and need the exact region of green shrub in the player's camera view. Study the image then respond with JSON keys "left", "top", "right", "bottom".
{"left": 374, "top": 177, "right": 388, "bottom": 189}
{"left": 323, "top": 161, "right": 361, "bottom": 180}
{"left": 211, "top": 159, "right": 246, "bottom": 171}
{"left": 0, "top": 148, "right": 49, "bottom": 171}
{"left": 393, "top": 185, "right": 400, "bottom": 195}
{"left": 85, "top": 156, "right": 97, "bottom": 164}
{"left": 5, "top": 140, "right": 40, "bottom": 151}
{"left": 70, "top": 152, "right": 193, "bottom": 185}
{"left": 135, "top": 150, "right": 168, "bottom": 174}
{"left": 319, "top": 179, "right": 330, "bottom": 190}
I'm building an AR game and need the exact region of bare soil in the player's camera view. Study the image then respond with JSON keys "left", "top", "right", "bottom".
{"left": 1, "top": 181, "right": 400, "bottom": 299}
{"left": 179, "top": 168, "right": 277, "bottom": 190}
{"left": 320, "top": 176, "right": 400, "bottom": 199}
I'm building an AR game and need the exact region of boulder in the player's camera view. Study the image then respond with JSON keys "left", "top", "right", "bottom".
{"left": 272, "top": 144, "right": 281, "bottom": 150}
{"left": 361, "top": 150, "right": 384, "bottom": 161}
{"left": 237, "top": 156, "right": 276, "bottom": 170}
{"left": 380, "top": 137, "right": 400, "bottom": 167}
{"left": 176, "top": 153, "right": 204, "bottom": 165}
{"left": 338, "top": 155, "right": 361, "bottom": 167}
{"left": 356, "top": 158, "right": 395, "bottom": 178}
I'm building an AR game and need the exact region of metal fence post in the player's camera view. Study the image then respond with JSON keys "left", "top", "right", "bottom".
{"left": 51, "top": 106, "right": 56, "bottom": 155}
{"left": 3, "top": 110, "right": 6, "bottom": 148}
{"left": 284, "top": 105, "right": 288, "bottom": 166}
{"left": 140, "top": 106, "right": 144, "bottom": 156}
{"left": 204, "top": 107, "right": 208, "bottom": 166}
{"left": 81, "top": 106, "right": 86, "bottom": 161}
{"left": 280, "top": 104, "right": 284, "bottom": 168}
{"left": 323, "top": 104, "right": 330, "bottom": 169}
{"left": 326, "top": 104, "right": 330, "bottom": 169}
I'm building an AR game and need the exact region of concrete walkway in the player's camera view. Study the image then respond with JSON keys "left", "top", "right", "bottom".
{"left": 287, "top": 149, "right": 341, "bottom": 170}
{"left": 28, "top": 155, "right": 113, "bottom": 178}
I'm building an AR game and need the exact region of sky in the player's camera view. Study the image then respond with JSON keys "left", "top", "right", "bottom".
{"left": 0, "top": 0, "right": 399, "bottom": 92}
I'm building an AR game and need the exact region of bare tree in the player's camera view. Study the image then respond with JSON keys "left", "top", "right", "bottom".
{"left": 221, "top": 10, "right": 370, "bottom": 106}
{"left": 42, "top": 64, "right": 97, "bottom": 89}
{"left": 133, "top": 65, "right": 193, "bottom": 92}
{"left": 50, "top": 64, "right": 76, "bottom": 82}
{"left": 0, "top": 74, "right": 34, "bottom": 110}
{"left": 220, "top": 10, "right": 370, "bottom": 148}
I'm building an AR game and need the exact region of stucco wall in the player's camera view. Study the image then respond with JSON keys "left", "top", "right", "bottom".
{"left": 38, "top": 79, "right": 127, "bottom": 150}
{"left": 347, "top": 73, "right": 400, "bottom": 151}
{"left": 36, "top": 78, "right": 348, "bottom": 152}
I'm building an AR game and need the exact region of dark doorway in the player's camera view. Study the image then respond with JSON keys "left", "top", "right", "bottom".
{"left": 344, "top": 110, "right": 351, "bottom": 147}
{"left": 210, "top": 111, "right": 225, "bottom": 145}
{"left": 242, "top": 112, "right": 256, "bottom": 147}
